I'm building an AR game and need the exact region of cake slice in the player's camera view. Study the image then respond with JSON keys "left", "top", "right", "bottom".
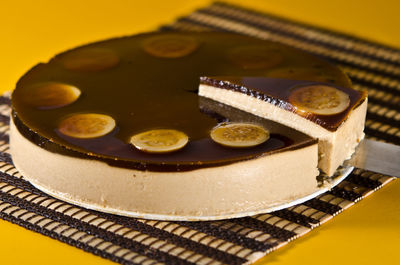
{"left": 199, "top": 76, "right": 368, "bottom": 176}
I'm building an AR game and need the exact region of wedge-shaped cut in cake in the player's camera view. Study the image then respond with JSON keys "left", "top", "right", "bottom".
{"left": 199, "top": 76, "right": 368, "bottom": 176}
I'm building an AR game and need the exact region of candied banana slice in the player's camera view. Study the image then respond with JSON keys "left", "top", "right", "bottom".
{"left": 58, "top": 113, "right": 116, "bottom": 139}
{"left": 130, "top": 129, "right": 189, "bottom": 153}
{"left": 210, "top": 123, "right": 269, "bottom": 148}
{"left": 22, "top": 82, "right": 81, "bottom": 109}
{"left": 289, "top": 85, "right": 350, "bottom": 115}
{"left": 142, "top": 34, "right": 199, "bottom": 58}
{"left": 60, "top": 48, "right": 120, "bottom": 72}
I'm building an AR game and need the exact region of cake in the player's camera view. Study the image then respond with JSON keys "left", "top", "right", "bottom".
{"left": 9, "top": 32, "right": 366, "bottom": 220}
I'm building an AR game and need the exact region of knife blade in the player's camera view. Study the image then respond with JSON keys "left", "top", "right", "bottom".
{"left": 346, "top": 139, "right": 400, "bottom": 178}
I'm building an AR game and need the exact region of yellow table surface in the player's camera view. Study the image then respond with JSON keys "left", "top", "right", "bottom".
{"left": 1, "top": 1, "right": 399, "bottom": 264}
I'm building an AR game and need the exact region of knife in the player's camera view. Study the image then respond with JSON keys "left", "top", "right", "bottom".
{"left": 346, "top": 139, "right": 400, "bottom": 178}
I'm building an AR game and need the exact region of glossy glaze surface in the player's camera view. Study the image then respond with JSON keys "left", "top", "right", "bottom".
{"left": 12, "top": 32, "right": 349, "bottom": 169}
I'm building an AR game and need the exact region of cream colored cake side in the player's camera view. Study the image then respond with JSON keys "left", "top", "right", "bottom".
{"left": 199, "top": 84, "right": 367, "bottom": 176}
{"left": 10, "top": 118, "right": 319, "bottom": 220}
{"left": 319, "top": 98, "right": 367, "bottom": 175}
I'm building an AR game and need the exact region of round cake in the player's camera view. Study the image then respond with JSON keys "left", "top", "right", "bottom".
{"left": 10, "top": 32, "right": 365, "bottom": 220}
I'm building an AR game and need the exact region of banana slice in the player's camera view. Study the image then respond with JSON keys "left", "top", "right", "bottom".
{"left": 227, "top": 45, "right": 283, "bottom": 70}
{"left": 289, "top": 85, "right": 351, "bottom": 115}
{"left": 210, "top": 123, "right": 269, "bottom": 148}
{"left": 60, "top": 48, "right": 120, "bottom": 72}
{"left": 142, "top": 35, "right": 199, "bottom": 58}
{"left": 58, "top": 113, "right": 116, "bottom": 139}
{"left": 130, "top": 129, "right": 189, "bottom": 153}
{"left": 22, "top": 82, "right": 81, "bottom": 109}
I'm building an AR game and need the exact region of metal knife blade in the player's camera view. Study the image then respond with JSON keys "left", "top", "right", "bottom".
{"left": 346, "top": 139, "right": 400, "bottom": 178}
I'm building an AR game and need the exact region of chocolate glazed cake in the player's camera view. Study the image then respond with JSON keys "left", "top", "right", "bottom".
{"left": 10, "top": 32, "right": 366, "bottom": 220}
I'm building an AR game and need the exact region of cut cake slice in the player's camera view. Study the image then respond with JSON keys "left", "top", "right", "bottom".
{"left": 199, "top": 76, "right": 368, "bottom": 176}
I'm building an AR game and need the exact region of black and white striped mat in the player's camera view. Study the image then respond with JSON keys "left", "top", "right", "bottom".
{"left": 0, "top": 2, "right": 398, "bottom": 264}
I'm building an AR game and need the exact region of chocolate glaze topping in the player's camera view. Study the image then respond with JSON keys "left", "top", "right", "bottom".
{"left": 11, "top": 32, "right": 351, "bottom": 171}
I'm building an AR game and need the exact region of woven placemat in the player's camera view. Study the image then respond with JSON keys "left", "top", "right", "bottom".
{"left": 1, "top": 2, "right": 399, "bottom": 264}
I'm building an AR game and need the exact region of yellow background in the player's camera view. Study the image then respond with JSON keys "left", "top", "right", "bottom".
{"left": 1, "top": 1, "right": 399, "bottom": 264}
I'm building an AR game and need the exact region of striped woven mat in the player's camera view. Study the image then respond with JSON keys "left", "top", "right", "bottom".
{"left": 0, "top": 2, "right": 399, "bottom": 264}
